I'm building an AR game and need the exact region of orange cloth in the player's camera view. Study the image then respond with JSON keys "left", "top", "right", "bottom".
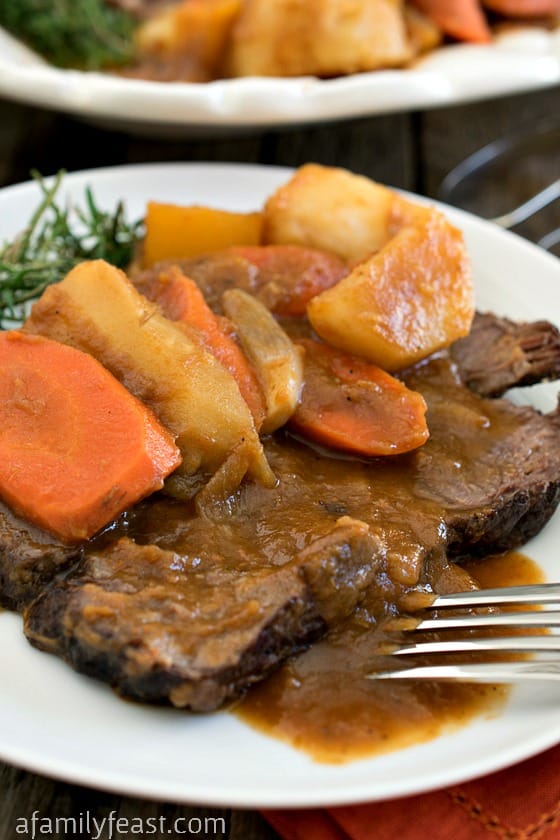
{"left": 263, "top": 742, "right": 560, "bottom": 840}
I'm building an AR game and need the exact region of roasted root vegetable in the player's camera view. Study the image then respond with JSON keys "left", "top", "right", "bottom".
{"left": 143, "top": 201, "right": 263, "bottom": 267}
{"left": 307, "top": 207, "right": 474, "bottom": 372}
{"left": 227, "top": 0, "right": 412, "bottom": 77}
{"left": 482, "top": 0, "right": 560, "bottom": 14}
{"left": 227, "top": 245, "right": 347, "bottom": 316}
{"left": 24, "top": 260, "right": 274, "bottom": 489}
{"left": 410, "top": 0, "right": 491, "bottom": 43}
{"left": 289, "top": 339, "right": 429, "bottom": 456}
{"left": 222, "top": 289, "right": 303, "bottom": 433}
{"left": 0, "top": 331, "right": 181, "bottom": 542}
{"left": 135, "top": 0, "right": 242, "bottom": 81}
{"left": 137, "top": 264, "right": 266, "bottom": 427}
{"left": 262, "top": 164, "right": 396, "bottom": 264}
{"left": 403, "top": 6, "right": 443, "bottom": 54}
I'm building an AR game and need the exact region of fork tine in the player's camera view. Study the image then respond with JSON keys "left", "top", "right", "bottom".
{"left": 427, "top": 582, "right": 560, "bottom": 609}
{"left": 368, "top": 662, "right": 560, "bottom": 682}
{"left": 491, "top": 178, "right": 560, "bottom": 229}
{"left": 392, "top": 636, "right": 560, "bottom": 656}
{"left": 539, "top": 228, "right": 560, "bottom": 252}
{"left": 415, "top": 610, "right": 560, "bottom": 631}
{"left": 376, "top": 584, "right": 560, "bottom": 682}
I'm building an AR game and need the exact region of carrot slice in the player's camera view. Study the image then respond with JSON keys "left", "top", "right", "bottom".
{"left": 227, "top": 245, "right": 347, "bottom": 316}
{"left": 141, "top": 266, "right": 266, "bottom": 427}
{"left": 289, "top": 339, "right": 429, "bottom": 457}
{"left": 410, "top": 0, "right": 492, "bottom": 42}
{"left": 0, "top": 331, "right": 181, "bottom": 542}
{"left": 482, "top": 0, "right": 560, "bottom": 15}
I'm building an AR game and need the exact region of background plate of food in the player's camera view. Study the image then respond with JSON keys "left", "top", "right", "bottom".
{"left": 1, "top": 162, "right": 560, "bottom": 807}
{"left": 0, "top": 1, "right": 559, "bottom": 134}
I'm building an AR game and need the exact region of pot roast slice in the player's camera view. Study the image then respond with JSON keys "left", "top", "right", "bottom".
{"left": 25, "top": 518, "right": 381, "bottom": 711}
{"left": 22, "top": 341, "right": 560, "bottom": 710}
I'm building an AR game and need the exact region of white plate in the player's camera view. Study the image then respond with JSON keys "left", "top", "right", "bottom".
{"left": 0, "top": 25, "right": 560, "bottom": 133}
{"left": 1, "top": 163, "right": 560, "bottom": 808}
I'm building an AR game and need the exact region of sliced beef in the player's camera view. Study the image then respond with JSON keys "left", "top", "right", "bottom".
{"left": 451, "top": 311, "right": 560, "bottom": 396}
{"left": 0, "top": 502, "right": 80, "bottom": 611}
{"left": 25, "top": 519, "right": 381, "bottom": 711}
{"left": 405, "top": 356, "right": 560, "bottom": 558}
{"left": 22, "top": 350, "right": 560, "bottom": 710}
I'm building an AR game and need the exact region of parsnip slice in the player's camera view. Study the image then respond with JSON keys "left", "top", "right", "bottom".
{"left": 222, "top": 289, "right": 303, "bottom": 433}
{"left": 24, "top": 260, "right": 274, "bottom": 488}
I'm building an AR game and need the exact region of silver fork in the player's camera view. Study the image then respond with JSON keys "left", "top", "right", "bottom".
{"left": 438, "top": 119, "right": 560, "bottom": 256}
{"left": 368, "top": 582, "right": 560, "bottom": 683}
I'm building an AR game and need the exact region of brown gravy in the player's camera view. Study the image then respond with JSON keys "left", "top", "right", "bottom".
{"left": 237, "top": 552, "right": 544, "bottom": 763}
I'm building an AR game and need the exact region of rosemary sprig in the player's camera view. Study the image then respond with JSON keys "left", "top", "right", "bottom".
{"left": 0, "top": 170, "right": 143, "bottom": 328}
{"left": 0, "top": 0, "right": 136, "bottom": 70}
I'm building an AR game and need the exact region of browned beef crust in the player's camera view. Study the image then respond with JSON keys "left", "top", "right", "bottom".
{"left": 408, "top": 360, "right": 560, "bottom": 558}
{"left": 451, "top": 311, "right": 560, "bottom": 397}
{"left": 0, "top": 503, "right": 80, "bottom": 611}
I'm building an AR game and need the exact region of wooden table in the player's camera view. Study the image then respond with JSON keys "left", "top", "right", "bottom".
{"left": 0, "top": 83, "right": 559, "bottom": 840}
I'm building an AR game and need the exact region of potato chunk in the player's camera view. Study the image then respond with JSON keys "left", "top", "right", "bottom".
{"left": 404, "top": 7, "right": 443, "bottom": 54}
{"left": 307, "top": 209, "right": 474, "bottom": 371}
{"left": 143, "top": 202, "right": 263, "bottom": 267}
{"left": 263, "top": 163, "right": 395, "bottom": 264}
{"left": 136, "top": 0, "right": 242, "bottom": 81}
{"left": 24, "top": 260, "right": 274, "bottom": 487}
{"left": 228, "top": 0, "right": 412, "bottom": 78}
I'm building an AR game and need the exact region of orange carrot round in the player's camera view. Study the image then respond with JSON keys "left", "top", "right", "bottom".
{"left": 289, "top": 339, "right": 429, "bottom": 457}
{"left": 411, "top": 0, "right": 492, "bottom": 42}
{"left": 0, "top": 331, "right": 181, "bottom": 542}
{"left": 227, "top": 245, "right": 347, "bottom": 316}
{"left": 483, "top": 0, "right": 560, "bottom": 15}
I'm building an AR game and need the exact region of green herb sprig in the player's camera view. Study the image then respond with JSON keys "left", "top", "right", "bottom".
{"left": 0, "top": 170, "right": 143, "bottom": 328}
{"left": 0, "top": 0, "right": 136, "bottom": 70}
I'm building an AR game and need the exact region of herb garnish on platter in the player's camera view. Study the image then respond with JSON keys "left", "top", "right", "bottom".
{"left": 0, "top": 0, "right": 136, "bottom": 70}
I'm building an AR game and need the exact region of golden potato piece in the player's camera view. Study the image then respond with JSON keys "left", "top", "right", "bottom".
{"left": 228, "top": 0, "right": 412, "bottom": 78}
{"left": 307, "top": 209, "right": 474, "bottom": 372}
{"left": 404, "top": 6, "right": 443, "bottom": 55}
{"left": 143, "top": 202, "right": 263, "bottom": 267}
{"left": 24, "top": 260, "right": 274, "bottom": 488}
{"left": 263, "top": 163, "right": 396, "bottom": 264}
{"left": 136, "top": 0, "right": 242, "bottom": 80}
